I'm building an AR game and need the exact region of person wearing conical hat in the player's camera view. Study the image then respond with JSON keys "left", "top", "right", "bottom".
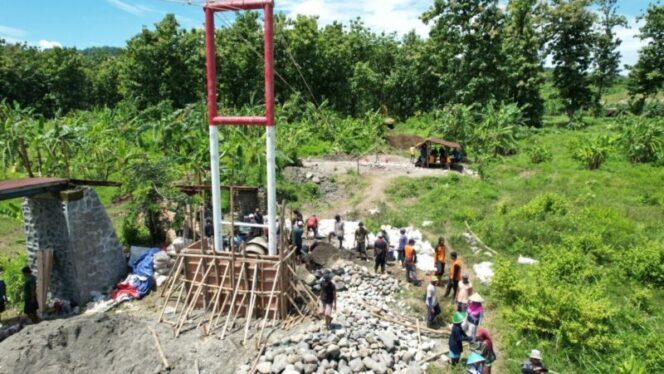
{"left": 449, "top": 311, "right": 472, "bottom": 365}
{"left": 521, "top": 349, "right": 549, "bottom": 373}
{"left": 466, "top": 351, "right": 486, "bottom": 374}
{"left": 467, "top": 293, "right": 485, "bottom": 340}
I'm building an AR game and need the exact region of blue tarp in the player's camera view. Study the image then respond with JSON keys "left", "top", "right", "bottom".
{"left": 130, "top": 247, "right": 160, "bottom": 297}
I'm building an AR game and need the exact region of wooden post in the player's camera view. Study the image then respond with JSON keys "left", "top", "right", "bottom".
{"left": 199, "top": 205, "right": 210, "bottom": 309}
{"left": 278, "top": 200, "right": 287, "bottom": 318}
{"left": 256, "top": 263, "right": 280, "bottom": 346}
{"left": 230, "top": 186, "right": 236, "bottom": 301}
{"left": 243, "top": 264, "right": 259, "bottom": 345}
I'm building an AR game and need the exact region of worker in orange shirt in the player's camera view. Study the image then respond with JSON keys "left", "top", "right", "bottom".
{"left": 434, "top": 237, "right": 446, "bottom": 286}
{"left": 404, "top": 239, "right": 417, "bottom": 284}
{"left": 444, "top": 251, "right": 462, "bottom": 301}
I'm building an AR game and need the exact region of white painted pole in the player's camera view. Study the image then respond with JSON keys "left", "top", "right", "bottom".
{"left": 209, "top": 125, "right": 224, "bottom": 252}
{"left": 266, "top": 125, "right": 277, "bottom": 256}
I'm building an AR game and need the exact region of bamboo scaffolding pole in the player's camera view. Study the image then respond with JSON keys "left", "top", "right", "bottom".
{"left": 176, "top": 262, "right": 214, "bottom": 337}
{"left": 147, "top": 326, "right": 170, "bottom": 370}
{"left": 171, "top": 282, "right": 186, "bottom": 320}
{"left": 286, "top": 294, "right": 304, "bottom": 317}
{"left": 173, "top": 257, "right": 203, "bottom": 333}
{"left": 230, "top": 186, "right": 237, "bottom": 299}
{"left": 160, "top": 255, "right": 184, "bottom": 297}
{"left": 220, "top": 263, "right": 246, "bottom": 339}
{"left": 255, "top": 263, "right": 281, "bottom": 346}
{"left": 369, "top": 311, "right": 449, "bottom": 336}
{"left": 204, "top": 264, "right": 229, "bottom": 334}
{"left": 243, "top": 264, "right": 259, "bottom": 345}
{"left": 159, "top": 275, "right": 183, "bottom": 323}
{"left": 176, "top": 252, "right": 280, "bottom": 263}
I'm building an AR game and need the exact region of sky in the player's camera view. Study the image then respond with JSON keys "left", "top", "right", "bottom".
{"left": 0, "top": 0, "right": 656, "bottom": 67}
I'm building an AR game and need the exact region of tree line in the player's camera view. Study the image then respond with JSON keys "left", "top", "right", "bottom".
{"left": 0, "top": 0, "right": 663, "bottom": 125}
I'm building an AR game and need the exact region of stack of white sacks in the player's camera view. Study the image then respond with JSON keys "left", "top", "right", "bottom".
{"left": 154, "top": 237, "right": 192, "bottom": 286}
{"left": 317, "top": 219, "right": 436, "bottom": 272}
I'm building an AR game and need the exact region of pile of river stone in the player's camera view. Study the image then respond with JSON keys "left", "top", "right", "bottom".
{"left": 246, "top": 265, "right": 440, "bottom": 374}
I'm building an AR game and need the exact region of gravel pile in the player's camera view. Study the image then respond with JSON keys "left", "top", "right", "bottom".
{"left": 242, "top": 265, "right": 442, "bottom": 374}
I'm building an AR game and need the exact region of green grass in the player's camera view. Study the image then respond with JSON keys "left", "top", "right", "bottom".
{"left": 380, "top": 118, "right": 664, "bottom": 373}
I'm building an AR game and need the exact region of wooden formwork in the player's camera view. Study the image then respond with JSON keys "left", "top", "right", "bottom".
{"left": 158, "top": 242, "right": 317, "bottom": 344}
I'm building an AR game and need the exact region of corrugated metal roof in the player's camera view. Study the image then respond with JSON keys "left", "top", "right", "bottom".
{"left": 0, "top": 177, "right": 69, "bottom": 201}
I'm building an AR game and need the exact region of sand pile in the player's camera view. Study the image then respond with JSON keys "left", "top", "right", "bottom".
{"left": 0, "top": 313, "right": 259, "bottom": 374}
{"left": 0, "top": 314, "right": 158, "bottom": 374}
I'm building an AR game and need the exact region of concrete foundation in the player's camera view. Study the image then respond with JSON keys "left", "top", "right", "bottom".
{"left": 22, "top": 187, "right": 127, "bottom": 305}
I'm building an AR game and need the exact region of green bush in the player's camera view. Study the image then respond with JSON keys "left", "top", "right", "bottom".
{"left": 571, "top": 135, "right": 613, "bottom": 169}
{"left": 618, "top": 116, "right": 663, "bottom": 163}
{"left": 0, "top": 252, "right": 28, "bottom": 306}
{"left": 526, "top": 143, "right": 553, "bottom": 163}
{"left": 472, "top": 103, "right": 523, "bottom": 157}
{"left": 514, "top": 193, "right": 569, "bottom": 220}
{"left": 620, "top": 241, "right": 664, "bottom": 287}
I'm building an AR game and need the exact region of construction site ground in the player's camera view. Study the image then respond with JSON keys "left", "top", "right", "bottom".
{"left": 0, "top": 154, "right": 496, "bottom": 374}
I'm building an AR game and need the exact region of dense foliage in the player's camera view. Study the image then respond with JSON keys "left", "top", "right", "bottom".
{"left": 628, "top": 3, "right": 664, "bottom": 105}
{"left": 0, "top": 1, "right": 663, "bottom": 370}
{"left": 385, "top": 120, "right": 664, "bottom": 372}
{"left": 2, "top": 2, "right": 661, "bottom": 123}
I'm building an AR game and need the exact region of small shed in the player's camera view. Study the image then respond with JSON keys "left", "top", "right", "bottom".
{"left": 414, "top": 138, "right": 463, "bottom": 168}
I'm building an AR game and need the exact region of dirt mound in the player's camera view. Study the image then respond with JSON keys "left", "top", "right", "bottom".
{"left": 0, "top": 314, "right": 158, "bottom": 374}
{"left": 385, "top": 134, "right": 424, "bottom": 149}
{"left": 0, "top": 313, "right": 258, "bottom": 374}
{"left": 309, "top": 241, "right": 356, "bottom": 266}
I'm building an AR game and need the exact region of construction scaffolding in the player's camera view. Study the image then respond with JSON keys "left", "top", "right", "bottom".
{"left": 158, "top": 202, "right": 317, "bottom": 346}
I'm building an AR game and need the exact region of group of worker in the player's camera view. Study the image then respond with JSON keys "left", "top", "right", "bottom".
{"left": 302, "top": 212, "right": 549, "bottom": 372}
{"left": 411, "top": 145, "right": 463, "bottom": 168}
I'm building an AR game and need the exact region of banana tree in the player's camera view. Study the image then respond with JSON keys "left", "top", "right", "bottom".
{"left": 0, "top": 102, "right": 36, "bottom": 177}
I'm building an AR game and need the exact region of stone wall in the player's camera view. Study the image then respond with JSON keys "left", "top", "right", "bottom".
{"left": 22, "top": 187, "right": 127, "bottom": 305}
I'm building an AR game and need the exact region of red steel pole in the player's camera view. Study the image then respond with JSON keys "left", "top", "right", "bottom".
{"left": 263, "top": 2, "right": 275, "bottom": 127}
{"left": 205, "top": 7, "right": 218, "bottom": 125}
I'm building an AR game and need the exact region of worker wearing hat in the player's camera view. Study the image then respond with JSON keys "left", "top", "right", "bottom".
{"left": 449, "top": 311, "right": 472, "bottom": 365}
{"left": 521, "top": 349, "right": 549, "bottom": 373}
{"left": 467, "top": 293, "right": 485, "bottom": 340}
{"left": 466, "top": 351, "right": 486, "bottom": 374}
{"left": 426, "top": 275, "right": 441, "bottom": 327}
{"left": 354, "top": 222, "right": 369, "bottom": 261}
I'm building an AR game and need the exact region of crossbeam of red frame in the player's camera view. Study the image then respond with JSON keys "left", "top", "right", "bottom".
{"left": 213, "top": 116, "right": 268, "bottom": 126}
{"left": 204, "top": 1, "right": 275, "bottom": 127}
{"left": 205, "top": 0, "right": 271, "bottom": 11}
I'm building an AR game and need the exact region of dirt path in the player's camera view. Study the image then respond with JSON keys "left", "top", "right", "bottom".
{"left": 298, "top": 154, "right": 476, "bottom": 218}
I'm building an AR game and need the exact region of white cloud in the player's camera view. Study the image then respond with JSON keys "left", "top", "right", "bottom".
{"left": 0, "top": 25, "right": 27, "bottom": 39}
{"left": 38, "top": 40, "right": 62, "bottom": 49}
{"left": 106, "top": 0, "right": 152, "bottom": 16}
{"left": 280, "top": 0, "right": 430, "bottom": 37}
{"left": 615, "top": 16, "right": 645, "bottom": 69}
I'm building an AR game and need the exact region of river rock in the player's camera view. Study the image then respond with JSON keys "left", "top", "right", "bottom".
{"left": 256, "top": 362, "right": 271, "bottom": 374}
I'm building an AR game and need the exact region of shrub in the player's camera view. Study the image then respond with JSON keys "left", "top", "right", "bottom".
{"left": 618, "top": 116, "right": 663, "bottom": 163}
{"left": 472, "top": 103, "right": 523, "bottom": 157}
{"left": 0, "top": 252, "right": 28, "bottom": 306}
{"left": 430, "top": 104, "right": 475, "bottom": 145}
{"left": 571, "top": 135, "right": 613, "bottom": 169}
{"left": 526, "top": 143, "right": 552, "bottom": 163}
{"left": 514, "top": 193, "right": 569, "bottom": 220}
{"left": 620, "top": 241, "right": 664, "bottom": 287}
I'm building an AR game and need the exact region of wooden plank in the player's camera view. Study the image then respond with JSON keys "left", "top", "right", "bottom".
{"left": 243, "top": 264, "right": 259, "bottom": 345}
